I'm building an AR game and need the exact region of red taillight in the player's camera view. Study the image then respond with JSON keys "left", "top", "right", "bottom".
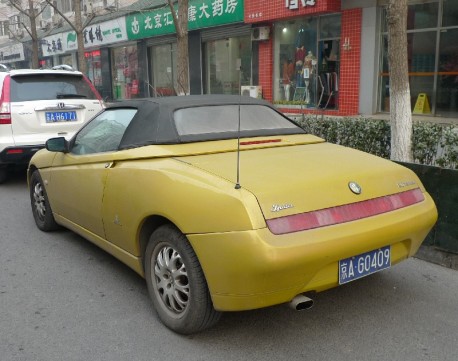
{"left": 240, "top": 139, "right": 282, "bottom": 146}
{"left": 0, "top": 117, "right": 11, "bottom": 124}
{"left": 0, "top": 75, "right": 11, "bottom": 124}
{"left": 266, "top": 188, "right": 425, "bottom": 235}
{"left": 6, "top": 149, "right": 23, "bottom": 154}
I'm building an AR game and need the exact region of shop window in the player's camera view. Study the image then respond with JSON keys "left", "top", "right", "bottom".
{"left": 380, "top": 31, "right": 436, "bottom": 113}
{"left": 273, "top": 15, "right": 340, "bottom": 110}
{"left": 379, "top": 0, "right": 458, "bottom": 117}
{"left": 151, "top": 43, "right": 177, "bottom": 97}
{"left": 85, "top": 50, "right": 102, "bottom": 94}
{"left": 437, "top": 28, "right": 458, "bottom": 116}
{"left": 59, "top": 54, "right": 73, "bottom": 68}
{"left": 9, "top": 15, "right": 20, "bottom": 31}
{"left": 442, "top": 0, "right": 458, "bottom": 27}
{"left": 112, "top": 45, "right": 139, "bottom": 100}
{"left": 204, "top": 36, "right": 252, "bottom": 95}
{"left": 407, "top": 2, "right": 439, "bottom": 30}
{"left": 0, "top": 21, "right": 9, "bottom": 37}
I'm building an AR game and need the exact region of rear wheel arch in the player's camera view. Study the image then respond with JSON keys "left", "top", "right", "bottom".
{"left": 27, "top": 165, "right": 38, "bottom": 182}
{"left": 139, "top": 215, "right": 174, "bottom": 269}
{"left": 29, "top": 169, "right": 59, "bottom": 231}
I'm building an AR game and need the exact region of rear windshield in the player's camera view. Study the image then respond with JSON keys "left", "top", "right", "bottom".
{"left": 174, "top": 104, "right": 303, "bottom": 141}
{"left": 10, "top": 74, "right": 98, "bottom": 102}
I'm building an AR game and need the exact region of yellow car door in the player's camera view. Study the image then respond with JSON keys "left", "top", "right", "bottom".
{"left": 48, "top": 152, "right": 113, "bottom": 238}
{"left": 47, "top": 108, "right": 138, "bottom": 238}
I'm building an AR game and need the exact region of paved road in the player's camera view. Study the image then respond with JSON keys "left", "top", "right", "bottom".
{"left": 1, "top": 171, "right": 457, "bottom": 361}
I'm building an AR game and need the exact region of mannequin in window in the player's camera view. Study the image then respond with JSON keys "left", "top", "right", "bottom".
{"left": 303, "top": 51, "right": 316, "bottom": 104}
{"left": 295, "top": 19, "right": 315, "bottom": 88}
{"left": 282, "top": 58, "right": 294, "bottom": 100}
{"left": 295, "top": 46, "right": 306, "bottom": 87}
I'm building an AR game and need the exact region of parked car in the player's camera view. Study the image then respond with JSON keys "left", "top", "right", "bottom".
{"left": 0, "top": 68, "right": 104, "bottom": 183}
{"left": 28, "top": 95, "right": 437, "bottom": 334}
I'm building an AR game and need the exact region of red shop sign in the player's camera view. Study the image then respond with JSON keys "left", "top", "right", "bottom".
{"left": 245, "top": 0, "right": 341, "bottom": 23}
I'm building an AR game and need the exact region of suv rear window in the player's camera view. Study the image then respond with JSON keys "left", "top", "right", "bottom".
{"left": 9, "top": 74, "right": 98, "bottom": 102}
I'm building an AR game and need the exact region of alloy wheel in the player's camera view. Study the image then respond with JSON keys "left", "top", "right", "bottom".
{"left": 33, "top": 182, "right": 46, "bottom": 221}
{"left": 153, "top": 245, "right": 190, "bottom": 315}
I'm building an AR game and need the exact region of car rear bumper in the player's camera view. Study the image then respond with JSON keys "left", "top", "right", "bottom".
{"left": 0, "top": 145, "right": 44, "bottom": 166}
{"left": 187, "top": 192, "right": 438, "bottom": 312}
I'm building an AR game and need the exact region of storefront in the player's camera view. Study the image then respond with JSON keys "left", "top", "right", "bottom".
{"left": 0, "top": 42, "right": 27, "bottom": 69}
{"left": 41, "top": 17, "right": 132, "bottom": 101}
{"left": 126, "top": 0, "right": 248, "bottom": 97}
{"left": 245, "top": 0, "right": 362, "bottom": 116}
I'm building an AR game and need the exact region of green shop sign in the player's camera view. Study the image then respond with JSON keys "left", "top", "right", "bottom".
{"left": 126, "top": 0, "right": 244, "bottom": 40}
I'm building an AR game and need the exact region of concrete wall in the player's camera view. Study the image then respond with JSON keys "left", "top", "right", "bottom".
{"left": 400, "top": 163, "right": 458, "bottom": 254}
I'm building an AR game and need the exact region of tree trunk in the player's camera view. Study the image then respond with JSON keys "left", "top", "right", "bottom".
{"left": 73, "top": 0, "right": 87, "bottom": 74}
{"left": 28, "top": 0, "right": 39, "bottom": 68}
{"left": 386, "top": 0, "right": 413, "bottom": 162}
{"left": 168, "top": 0, "right": 189, "bottom": 95}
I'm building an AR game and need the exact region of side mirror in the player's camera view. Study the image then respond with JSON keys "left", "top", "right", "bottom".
{"left": 46, "top": 137, "right": 69, "bottom": 153}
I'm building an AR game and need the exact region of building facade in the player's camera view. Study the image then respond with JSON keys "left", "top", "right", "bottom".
{"left": 0, "top": 0, "right": 457, "bottom": 119}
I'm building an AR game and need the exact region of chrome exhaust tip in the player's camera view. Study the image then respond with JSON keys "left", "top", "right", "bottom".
{"left": 289, "top": 294, "right": 314, "bottom": 311}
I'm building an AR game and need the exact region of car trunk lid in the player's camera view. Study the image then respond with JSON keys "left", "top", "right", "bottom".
{"left": 178, "top": 139, "right": 423, "bottom": 220}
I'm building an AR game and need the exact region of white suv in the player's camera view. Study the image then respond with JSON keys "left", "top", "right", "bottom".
{"left": 0, "top": 69, "right": 104, "bottom": 183}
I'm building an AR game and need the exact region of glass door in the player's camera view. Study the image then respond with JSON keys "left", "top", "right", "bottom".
{"left": 204, "top": 36, "right": 252, "bottom": 95}
{"left": 150, "top": 43, "right": 177, "bottom": 97}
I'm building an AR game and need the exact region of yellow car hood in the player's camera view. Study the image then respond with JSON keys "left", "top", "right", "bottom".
{"left": 179, "top": 139, "right": 424, "bottom": 220}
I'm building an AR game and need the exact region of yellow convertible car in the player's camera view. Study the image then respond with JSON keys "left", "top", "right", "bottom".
{"left": 28, "top": 95, "right": 437, "bottom": 334}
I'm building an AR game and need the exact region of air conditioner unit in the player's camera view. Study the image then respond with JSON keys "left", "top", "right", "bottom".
{"left": 52, "top": 14, "right": 62, "bottom": 26}
{"left": 251, "top": 26, "right": 270, "bottom": 41}
{"left": 241, "top": 86, "right": 262, "bottom": 99}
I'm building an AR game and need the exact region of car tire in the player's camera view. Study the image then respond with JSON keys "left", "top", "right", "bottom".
{"left": 0, "top": 167, "right": 7, "bottom": 184}
{"left": 30, "top": 170, "right": 59, "bottom": 232}
{"left": 145, "top": 224, "right": 221, "bottom": 334}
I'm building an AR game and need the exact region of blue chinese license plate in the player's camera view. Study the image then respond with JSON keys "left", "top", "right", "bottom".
{"left": 45, "top": 111, "right": 77, "bottom": 122}
{"left": 339, "top": 246, "right": 391, "bottom": 285}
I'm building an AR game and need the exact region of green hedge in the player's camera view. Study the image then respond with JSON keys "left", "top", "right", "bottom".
{"left": 296, "top": 115, "right": 458, "bottom": 170}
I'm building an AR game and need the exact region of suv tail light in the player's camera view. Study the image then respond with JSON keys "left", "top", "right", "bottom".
{"left": 0, "top": 75, "right": 11, "bottom": 125}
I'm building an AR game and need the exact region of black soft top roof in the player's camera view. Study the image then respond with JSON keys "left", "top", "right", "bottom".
{"left": 108, "top": 95, "right": 303, "bottom": 149}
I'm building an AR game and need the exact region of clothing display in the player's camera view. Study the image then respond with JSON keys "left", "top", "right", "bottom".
{"left": 282, "top": 60, "right": 295, "bottom": 100}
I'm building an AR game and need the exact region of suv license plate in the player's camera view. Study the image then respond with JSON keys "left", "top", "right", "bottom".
{"left": 339, "top": 246, "right": 391, "bottom": 285}
{"left": 45, "top": 111, "right": 77, "bottom": 122}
